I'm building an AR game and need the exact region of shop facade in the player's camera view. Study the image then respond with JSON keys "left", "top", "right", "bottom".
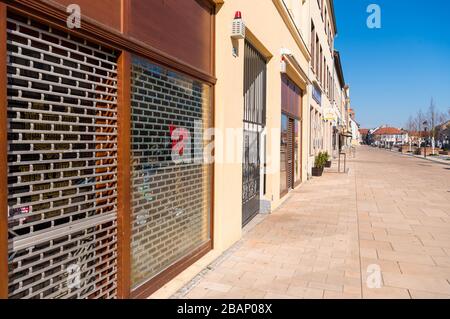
{"left": 212, "top": 0, "right": 311, "bottom": 256}
{"left": 0, "top": 0, "right": 218, "bottom": 299}
{"left": 0, "top": 0, "right": 349, "bottom": 300}
{"left": 280, "top": 75, "right": 303, "bottom": 197}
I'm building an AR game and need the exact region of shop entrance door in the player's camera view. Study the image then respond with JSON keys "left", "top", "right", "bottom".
{"left": 242, "top": 41, "right": 266, "bottom": 226}
{"left": 286, "top": 118, "right": 295, "bottom": 190}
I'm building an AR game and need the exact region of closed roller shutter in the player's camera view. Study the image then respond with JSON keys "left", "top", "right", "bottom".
{"left": 6, "top": 13, "right": 119, "bottom": 299}
{"left": 129, "top": 56, "right": 212, "bottom": 290}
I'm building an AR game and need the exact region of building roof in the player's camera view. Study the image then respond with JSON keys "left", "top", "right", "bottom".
{"left": 328, "top": 0, "right": 338, "bottom": 35}
{"left": 359, "top": 129, "right": 369, "bottom": 135}
{"left": 333, "top": 50, "right": 345, "bottom": 88}
{"left": 437, "top": 120, "right": 450, "bottom": 130}
{"left": 372, "top": 127, "right": 404, "bottom": 135}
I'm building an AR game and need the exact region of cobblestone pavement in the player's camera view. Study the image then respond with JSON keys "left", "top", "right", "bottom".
{"left": 175, "top": 146, "right": 450, "bottom": 299}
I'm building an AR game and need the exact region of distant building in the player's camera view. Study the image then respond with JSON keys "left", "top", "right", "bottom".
{"left": 436, "top": 120, "right": 450, "bottom": 149}
{"left": 406, "top": 131, "right": 428, "bottom": 146}
{"left": 372, "top": 127, "right": 408, "bottom": 147}
{"left": 359, "top": 129, "right": 370, "bottom": 144}
{"left": 349, "top": 117, "right": 361, "bottom": 145}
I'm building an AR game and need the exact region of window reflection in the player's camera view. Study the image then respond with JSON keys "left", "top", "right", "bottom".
{"left": 130, "top": 56, "right": 212, "bottom": 288}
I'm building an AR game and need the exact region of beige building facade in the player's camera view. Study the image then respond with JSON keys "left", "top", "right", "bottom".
{"left": 0, "top": 0, "right": 354, "bottom": 299}
{"left": 214, "top": 0, "right": 313, "bottom": 253}
{"left": 212, "top": 0, "right": 349, "bottom": 259}
{"left": 210, "top": 0, "right": 350, "bottom": 284}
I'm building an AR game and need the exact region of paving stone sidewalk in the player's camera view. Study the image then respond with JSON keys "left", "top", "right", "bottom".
{"left": 174, "top": 146, "right": 450, "bottom": 299}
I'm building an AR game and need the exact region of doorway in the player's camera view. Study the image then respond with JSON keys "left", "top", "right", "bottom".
{"left": 242, "top": 41, "right": 267, "bottom": 226}
{"left": 280, "top": 114, "right": 300, "bottom": 195}
{"left": 280, "top": 75, "right": 302, "bottom": 197}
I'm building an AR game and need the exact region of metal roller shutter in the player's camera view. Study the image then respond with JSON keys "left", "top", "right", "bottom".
{"left": 129, "top": 56, "right": 212, "bottom": 289}
{"left": 6, "top": 13, "right": 119, "bottom": 299}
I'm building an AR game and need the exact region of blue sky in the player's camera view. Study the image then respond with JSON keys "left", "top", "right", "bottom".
{"left": 334, "top": 0, "right": 450, "bottom": 129}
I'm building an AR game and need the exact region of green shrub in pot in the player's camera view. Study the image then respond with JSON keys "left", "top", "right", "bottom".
{"left": 312, "top": 152, "right": 326, "bottom": 176}
{"left": 314, "top": 152, "right": 326, "bottom": 169}
{"left": 324, "top": 151, "right": 331, "bottom": 168}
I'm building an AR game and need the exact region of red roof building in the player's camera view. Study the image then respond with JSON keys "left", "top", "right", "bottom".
{"left": 371, "top": 127, "right": 408, "bottom": 146}
{"left": 359, "top": 128, "right": 369, "bottom": 135}
{"left": 372, "top": 127, "right": 404, "bottom": 135}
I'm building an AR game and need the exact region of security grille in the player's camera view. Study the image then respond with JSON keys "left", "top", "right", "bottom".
{"left": 287, "top": 119, "right": 294, "bottom": 189}
{"left": 243, "top": 41, "right": 266, "bottom": 126}
{"left": 6, "top": 13, "right": 119, "bottom": 299}
{"left": 242, "top": 41, "right": 266, "bottom": 225}
{"left": 242, "top": 125, "right": 260, "bottom": 226}
{"left": 130, "top": 56, "right": 212, "bottom": 289}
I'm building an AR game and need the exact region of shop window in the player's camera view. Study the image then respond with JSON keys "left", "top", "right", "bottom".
{"left": 129, "top": 56, "right": 212, "bottom": 289}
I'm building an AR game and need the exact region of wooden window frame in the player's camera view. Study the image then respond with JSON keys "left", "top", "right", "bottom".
{"left": 315, "top": 35, "right": 320, "bottom": 75}
{"left": 319, "top": 46, "right": 323, "bottom": 84}
{"left": 0, "top": 2, "right": 7, "bottom": 299}
{"left": 323, "top": 56, "right": 326, "bottom": 87}
{"left": 311, "top": 21, "right": 315, "bottom": 73}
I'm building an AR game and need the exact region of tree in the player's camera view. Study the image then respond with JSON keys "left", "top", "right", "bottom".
{"left": 427, "top": 98, "right": 438, "bottom": 141}
{"left": 425, "top": 98, "right": 450, "bottom": 152}
{"left": 410, "top": 109, "right": 427, "bottom": 147}
{"left": 405, "top": 115, "right": 417, "bottom": 132}
{"left": 415, "top": 109, "right": 426, "bottom": 133}
{"left": 404, "top": 115, "right": 418, "bottom": 150}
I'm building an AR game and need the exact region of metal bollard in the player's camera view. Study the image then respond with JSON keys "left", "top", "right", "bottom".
{"left": 338, "top": 152, "right": 347, "bottom": 173}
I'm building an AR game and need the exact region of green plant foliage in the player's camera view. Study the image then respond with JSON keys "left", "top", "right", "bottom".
{"left": 314, "top": 152, "right": 328, "bottom": 168}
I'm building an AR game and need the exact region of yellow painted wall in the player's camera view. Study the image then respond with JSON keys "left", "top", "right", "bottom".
{"left": 213, "top": 0, "right": 312, "bottom": 251}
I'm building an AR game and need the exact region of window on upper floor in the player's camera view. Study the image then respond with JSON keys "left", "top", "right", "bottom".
{"left": 315, "top": 35, "right": 320, "bottom": 75}
{"left": 330, "top": 71, "right": 332, "bottom": 98}
{"left": 327, "top": 23, "right": 330, "bottom": 46}
{"left": 311, "top": 21, "right": 315, "bottom": 72}
{"left": 329, "top": 72, "right": 331, "bottom": 98}
{"left": 328, "top": 70, "right": 331, "bottom": 97}
{"left": 319, "top": 46, "right": 323, "bottom": 84}
{"left": 321, "top": 0, "right": 325, "bottom": 19}
{"left": 323, "top": 56, "right": 326, "bottom": 85}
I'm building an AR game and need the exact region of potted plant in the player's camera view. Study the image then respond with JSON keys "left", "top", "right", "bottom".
{"left": 312, "top": 152, "right": 326, "bottom": 176}
{"left": 324, "top": 151, "right": 332, "bottom": 168}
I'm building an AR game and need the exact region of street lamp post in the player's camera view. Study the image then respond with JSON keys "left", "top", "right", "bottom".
{"left": 423, "top": 121, "right": 428, "bottom": 159}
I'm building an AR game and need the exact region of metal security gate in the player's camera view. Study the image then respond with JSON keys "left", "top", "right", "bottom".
{"left": 6, "top": 13, "right": 119, "bottom": 299}
{"left": 242, "top": 41, "right": 266, "bottom": 226}
{"left": 242, "top": 124, "right": 260, "bottom": 226}
{"left": 286, "top": 119, "right": 294, "bottom": 190}
{"left": 129, "top": 57, "right": 212, "bottom": 289}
